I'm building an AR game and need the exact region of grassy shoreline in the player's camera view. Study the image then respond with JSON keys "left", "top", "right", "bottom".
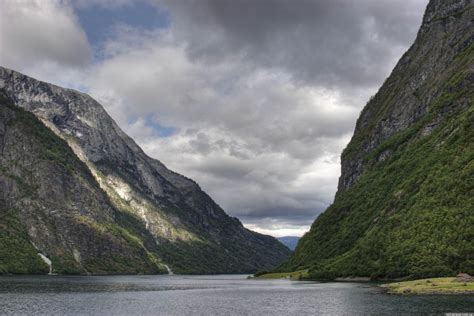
{"left": 255, "top": 272, "right": 474, "bottom": 295}
{"left": 254, "top": 270, "right": 309, "bottom": 280}
{"left": 382, "top": 277, "right": 474, "bottom": 295}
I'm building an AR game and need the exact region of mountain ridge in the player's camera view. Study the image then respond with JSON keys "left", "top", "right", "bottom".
{"left": 0, "top": 66, "right": 290, "bottom": 274}
{"left": 280, "top": 0, "right": 473, "bottom": 279}
{"left": 277, "top": 236, "right": 300, "bottom": 251}
{"left": 0, "top": 92, "right": 167, "bottom": 274}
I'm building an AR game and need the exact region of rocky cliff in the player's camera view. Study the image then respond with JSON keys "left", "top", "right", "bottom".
{"left": 0, "top": 68, "right": 290, "bottom": 274}
{"left": 281, "top": 0, "right": 473, "bottom": 279}
{"left": 0, "top": 93, "right": 166, "bottom": 274}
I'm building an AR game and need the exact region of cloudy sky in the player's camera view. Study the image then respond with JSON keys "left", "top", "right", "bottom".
{"left": 0, "top": 0, "right": 428, "bottom": 237}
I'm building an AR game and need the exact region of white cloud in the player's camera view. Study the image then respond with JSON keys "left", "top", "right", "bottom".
{"left": 81, "top": 28, "right": 365, "bottom": 236}
{"left": 0, "top": 0, "right": 91, "bottom": 72}
{"left": 245, "top": 223, "right": 309, "bottom": 239}
{"left": 0, "top": 0, "right": 428, "bottom": 236}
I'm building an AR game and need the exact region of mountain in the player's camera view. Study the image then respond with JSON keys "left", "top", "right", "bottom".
{"left": 0, "top": 68, "right": 290, "bottom": 275}
{"left": 0, "top": 94, "right": 167, "bottom": 274}
{"left": 277, "top": 237, "right": 300, "bottom": 251}
{"left": 279, "top": 0, "right": 473, "bottom": 280}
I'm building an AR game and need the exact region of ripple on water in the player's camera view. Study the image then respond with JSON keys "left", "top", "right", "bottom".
{"left": 0, "top": 275, "right": 473, "bottom": 315}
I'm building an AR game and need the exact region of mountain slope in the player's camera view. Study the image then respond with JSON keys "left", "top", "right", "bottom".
{"left": 0, "top": 92, "right": 167, "bottom": 274}
{"left": 280, "top": 0, "right": 474, "bottom": 279}
{"left": 0, "top": 69, "right": 290, "bottom": 274}
{"left": 277, "top": 237, "right": 300, "bottom": 251}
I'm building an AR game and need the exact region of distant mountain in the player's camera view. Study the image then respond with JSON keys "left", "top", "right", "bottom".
{"left": 0, "top": 67, "right": 290, "bottom": 275}
{"left": 277, "top": 237, "right": 300, "bottom": 251}
{"left": 280, "top": 0, "right": 474, "bottom": 280}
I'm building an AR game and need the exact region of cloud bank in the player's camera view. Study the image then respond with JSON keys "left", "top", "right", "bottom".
{"left": 0, "top": 0, "right": 428, "bottom": 236}
{"left": 0, "top": 0, "right": 91, "bottom": 69}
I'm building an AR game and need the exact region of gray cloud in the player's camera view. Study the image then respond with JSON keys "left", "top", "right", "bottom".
{"left": 93, "top": 0, "right": 427, "bottom": 236}
{"left": 82, "top": 1, "right": 422, "bottom": 234}
{"left": 159, "top": 0, "right": 427, "bottom": 88}
{"left": 0, "top": 0, "right": 428, "bottom": 237}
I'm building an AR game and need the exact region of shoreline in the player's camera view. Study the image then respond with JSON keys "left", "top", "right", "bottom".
{"left": 255, "top": 272, "right": 474, "bottom": 295}
{"left": 381, "top": 277, "right": 474, "bottom": 295}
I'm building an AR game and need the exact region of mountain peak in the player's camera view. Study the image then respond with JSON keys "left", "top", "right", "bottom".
{"left": 0, "top": 66, "right": 290, "bottom": 274}
{"left": 281, "top": 0, "right": 473, "bottom": 279}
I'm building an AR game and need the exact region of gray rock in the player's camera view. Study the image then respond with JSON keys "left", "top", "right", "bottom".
{"left": 0, "top": 68, "right": 290, "bottom": 274}
{"left": 338, "top": 0, "right": 473, "bottom": 192}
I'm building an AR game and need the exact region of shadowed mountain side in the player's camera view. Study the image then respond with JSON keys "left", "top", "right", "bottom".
{"left": 0, "top": 68, "right": 290, "bottom": 274}
{"left": 279, "top": 0, "right": 474, "bottom": 280}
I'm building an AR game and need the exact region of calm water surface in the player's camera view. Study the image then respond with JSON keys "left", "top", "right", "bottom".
{"left": 0, "top": 275, "right": 473, "bottom": 315}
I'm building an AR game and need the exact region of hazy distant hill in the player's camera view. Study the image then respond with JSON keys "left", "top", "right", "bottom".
{"left": 277, "top": 236, "right": 300, "bottom": 251}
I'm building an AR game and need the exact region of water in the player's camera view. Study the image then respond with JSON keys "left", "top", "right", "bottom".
{"left": 0, "top": 275, "right": 473, "bottom": 315}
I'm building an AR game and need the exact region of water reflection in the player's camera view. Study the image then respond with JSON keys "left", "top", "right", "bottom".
{"left": 0, "top": 275, "right": 472, "bottom": 315}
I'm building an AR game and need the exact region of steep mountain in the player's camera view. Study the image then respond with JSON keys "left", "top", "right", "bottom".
{"left": 0, "top": 93, "right": 166, "bottom": 274}
{"left": 280, "top": 0, "right": 474, "bottom": 279}
{"left": 0, "top": 69, "right": 290, "bottom": 274}
{"left": 277, "top": 237, "right": 300, "bottom": 251}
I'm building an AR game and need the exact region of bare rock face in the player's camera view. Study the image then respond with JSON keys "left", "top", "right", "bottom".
{"left": 281, "top": 0, "right": 474, "bottom": 279}
{"left": 456, "top": 273, "right": 474, "bottom": 282}
{"left": 0, "top": 95, "right": 165, "bottom": 274}
{"left": 338, "top": 0, "right": 473, "bottom": 192}
{"left": 0, "top": 68, "right": 290, "bottom": 274}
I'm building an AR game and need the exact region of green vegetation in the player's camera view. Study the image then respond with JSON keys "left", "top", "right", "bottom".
{"left": 281, "top": 93, "right": 473, "bottom": 280}
{"left": 0, "top": 92, "right": 166, "bottom": 275}
{"left": 5, "top": 101, "right": 94, "bottom": 183}
{"left": 0, "top": 209, "right": 49, "bottom": 274}
{"left": 382, "top": 277, "right": 474, "bottom": 294}
{"left": 1, "top": 81, "right": 289, "bottom": 275}
{"left": 50, "top": 253, "right": 82, "bottom": 275}
{"left": 48, "top": 215, "right": 166, "bottom": 275}
{"left": 278, "top": 19, "right": 473, "bottom": 280}
{"left": 157, "top": 239, "right": 263, "bottom": 274}
{"left": 255, "top": 270, "right": 309, "bottom": 280}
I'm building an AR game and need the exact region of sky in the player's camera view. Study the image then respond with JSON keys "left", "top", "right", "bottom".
{"left": 0, "top": 0, "right": 428, "bottom": 237}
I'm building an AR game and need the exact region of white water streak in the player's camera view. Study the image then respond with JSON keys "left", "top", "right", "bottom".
{"left": 37, "top": 253, "right": 52, "bottom": 275}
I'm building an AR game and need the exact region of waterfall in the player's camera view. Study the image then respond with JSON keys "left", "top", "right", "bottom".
{"left": 37, "top": 253, "right": 52, "bottom": 275}
{"left": 163, "top": 264, "right": 174, "bottom": 275}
